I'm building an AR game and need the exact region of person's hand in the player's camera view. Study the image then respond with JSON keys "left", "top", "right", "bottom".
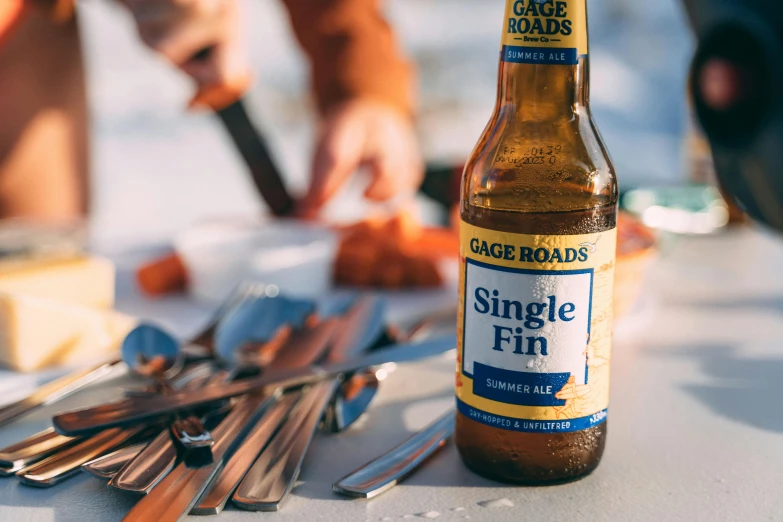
{"left": 120, "top": 0, "right": 249, "bottom": 109}
{"left": 299, "top": 100, "right": 424, "bottom": 218}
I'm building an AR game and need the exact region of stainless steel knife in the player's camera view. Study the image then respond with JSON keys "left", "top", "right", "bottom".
{"left": 0, "top": 358, "right": 122, "bottom": 429}
{"left": 120, "top": 393, "right": 277, "bottom": 522}
{"left": 52, "top": 335, "right": 456, "bottom": 437}
{"left": 333, "top": 410, "right": 455, "bottom": 498}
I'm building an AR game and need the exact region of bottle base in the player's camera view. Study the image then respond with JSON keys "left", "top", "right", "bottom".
{"left": 457, "top": 449, "right": 603, "bottom": 486}
{"left": 455, "top": 412, "right": 607, "bottom": 486}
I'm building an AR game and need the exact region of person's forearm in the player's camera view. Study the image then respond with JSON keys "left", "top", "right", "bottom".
{"left": 0, "top": 9, "right": 88, "bottom": 219}
{"left": 280, "top": 0, "right": 415, "bottom": 116}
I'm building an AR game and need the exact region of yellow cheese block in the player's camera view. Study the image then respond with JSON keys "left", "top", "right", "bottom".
{"left": 0, "top": 256, "right": 115, "bottom": 309}
{"left": 0, "top": 291, "right": 136, "bottom": 372}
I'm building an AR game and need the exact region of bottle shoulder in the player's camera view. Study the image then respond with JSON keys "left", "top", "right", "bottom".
{"left": 462, "top": 107, "right": 618, "bottom": 214}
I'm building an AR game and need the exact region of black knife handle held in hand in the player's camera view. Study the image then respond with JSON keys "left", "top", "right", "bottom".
{"left": 217, "top": 100, "right": 296, "bottom": 217}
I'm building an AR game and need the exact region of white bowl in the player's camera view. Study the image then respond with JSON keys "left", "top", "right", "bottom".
{"left": 175, "top": 218, "right": 338, "bottom": 303}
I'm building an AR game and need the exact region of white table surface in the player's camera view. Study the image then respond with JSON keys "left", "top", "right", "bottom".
{"left": 1, "top": 227, "right": 782, "bottom": 521}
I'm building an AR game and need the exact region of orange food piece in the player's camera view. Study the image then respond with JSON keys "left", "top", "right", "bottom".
{"left": 386, "top": 212, "right": 423, "bottom": 244}
{"left": 334, "top": 210, "right": 658, "bottom": 293}
{"left": 411, "top": 228, "right": 460, "bottom": 258}
{"left": 137, "top": 253, "right": 188, "bottom": 297}
{"left": 334, "top": 211, "right": 456, "bottom": 289}
{"left": 409, "top": 257, "right": 443, "bottom": 287}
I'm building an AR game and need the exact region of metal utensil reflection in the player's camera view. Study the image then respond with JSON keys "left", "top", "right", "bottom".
{"left": 121, "top": 393, "right": 279, "bottom": 522}
{"left": 0, "top": 358, "right": 122, "bottom": 429}
{"left": 0, "top": 428, "right": 80, "bottom": 476}
{"left": 82, "top": 443, "right": 147, "bottom": 479}
{"left": 121, "top": 324, "right": 214, "bottom": 455}
{"left": 109, "top": 364, "right": 227, "bottom": 494}
{"left": 333, "top": 411, "right": 455, "bottom": 499}
{"left": 187, "top": 314, "right": 342, "bottom": 514}
{"left": 17, "top": 425, "right": 147, "bottom": 487}
{"left": 111, "top": 297, "right": 337, "bottom": 495}
{"left": 52, "top": 335, "right": 457, "bottom": 436}
{"left": 323, "top": 304, "right": 452, "bottom": 434}
{"left": 232, "top": 382, "right": 338, "bottom": 511}
{"left": 191, "top": 395, "right": 299, "bottom": 515}
{"left": 230, "top": 296, "right": 386, "bottom": 510}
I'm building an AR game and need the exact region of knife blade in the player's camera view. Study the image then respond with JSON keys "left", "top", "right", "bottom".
{"left": 17, "top": 425, "right": 145, "bottom": 487}
{"left": 191, "top": 394, "right": 298, "bottom": 515}
{"left": 232, "top": 381, "right": 337, "bottom": 511}
{"left": 82, "top": 443, "right": 147, "bottom": 479}
{"left": 0, "top": 427, "right": 80, "bottom": 474}
{"left": 52, "top": 335, "right": 456, "bottom": 437}
{"left": 333, "top": 410, "right": 455, "bottom": 498}
{"left": 231, "top": 296, "right": 384, "bottom": 511}
{"left": 0, "top": 358, "right": 121, "bottom": 429}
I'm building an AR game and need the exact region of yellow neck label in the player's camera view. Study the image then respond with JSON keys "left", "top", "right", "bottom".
{"left": 501, "top": 0, "right": 588, "bottom": 65}
{"left": 457, "top": 222, "right": 615, "bottom": 433}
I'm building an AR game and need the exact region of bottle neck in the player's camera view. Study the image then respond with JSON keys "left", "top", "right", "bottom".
{"left": 497, "top": 0, "right": 590, "bottom": 117}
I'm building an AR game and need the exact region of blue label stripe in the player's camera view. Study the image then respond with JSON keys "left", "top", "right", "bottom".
{"left": 473, "top": 363, "right": 570, "bottom": 407}
{"left": 457, "top": 399, "right": 607, "bottom": 433}
{"left": 502, "top": 45, "right": 578, "bottom": 65}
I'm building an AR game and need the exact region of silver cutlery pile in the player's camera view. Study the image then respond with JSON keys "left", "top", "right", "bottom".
{"left": 0, "top": 283, "right": 457, "bottom": 520}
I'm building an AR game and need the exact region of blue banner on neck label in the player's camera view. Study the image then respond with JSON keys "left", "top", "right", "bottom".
{"left": 502, "top": 45, "right": 579, "bottom": 65}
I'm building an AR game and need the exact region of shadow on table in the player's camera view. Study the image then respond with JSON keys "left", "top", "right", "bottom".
{"left": 0, "top": 375, "right": 140, "bottom": 522}
{"left": 0, "top": 471, "right": 135, "bottom": 522}
{"left": 671, "top": 344, "right": 783, "bottom": 433}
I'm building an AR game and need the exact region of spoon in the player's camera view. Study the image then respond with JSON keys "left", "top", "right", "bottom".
{"left": 213, "top": 292, "right": 317, "bottom": 367}
{"left": 121, "top": 324, "right": 213, "bottom": 453}
{"left": 319, "top": 297, "right": 449, "bottom": 434}
{"left": 230, "top": 296, "right": 387, "bottom": 511}
{"left": 109, "top": 294, "right": 324, "bottom": 495}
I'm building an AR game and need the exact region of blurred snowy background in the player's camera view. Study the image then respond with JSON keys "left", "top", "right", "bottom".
{"left": 77, "top": 0, "right": 694, "bottom": 250}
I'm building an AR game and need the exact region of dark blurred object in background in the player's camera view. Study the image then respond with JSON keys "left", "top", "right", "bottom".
{"left": 685, "top": 0, "right": 783, "bottom": 231}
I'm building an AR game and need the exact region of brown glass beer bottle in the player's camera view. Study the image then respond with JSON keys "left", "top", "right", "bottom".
{"left": 455, "top": 0, "right": 618, "bottom": 484}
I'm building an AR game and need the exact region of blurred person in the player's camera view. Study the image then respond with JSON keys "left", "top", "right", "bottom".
{"left": 0, "top": 0, "right": 422, "bottom": 221}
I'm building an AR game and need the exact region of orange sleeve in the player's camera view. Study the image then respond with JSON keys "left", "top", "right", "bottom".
{"left": 0, "top": 1, "right": 25, "bottom": 48}
{"left": 1, "top": 0, "right": 74, "bottom": 48}
{"left": 280, "top": 0, "right": 415, "bottom": 116}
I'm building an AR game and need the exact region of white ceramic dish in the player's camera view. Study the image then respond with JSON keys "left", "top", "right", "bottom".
{"left": 175, "top": 218, "right": 339, "bottom": 304}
